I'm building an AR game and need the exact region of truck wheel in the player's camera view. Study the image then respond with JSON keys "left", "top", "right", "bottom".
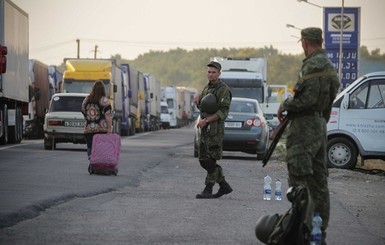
{"left": 327, "top": 137, "right": 358, "bottom": 169}
{"left": 0, "top": 105, "right": 8, "bottom": 145}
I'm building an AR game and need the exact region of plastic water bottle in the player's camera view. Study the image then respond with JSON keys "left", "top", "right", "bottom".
{"left": 274, "top": 179, "right": 282, "bottom": 201}
{"left": 263, "top": 175, "right": 272, "bottom": 200}
{"left": 310, "top": 212, "right": 323, "bottom": 245}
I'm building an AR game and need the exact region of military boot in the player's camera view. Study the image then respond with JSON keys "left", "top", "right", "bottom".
{"left": 213, "top": 178, "right": 233, "bottom": 198}
{"left": 196, "top": 183, "right": 214, "bottom": 199}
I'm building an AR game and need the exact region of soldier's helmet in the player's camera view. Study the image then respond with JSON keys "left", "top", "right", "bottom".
{"left": 200, "top": 93, "right": 219, "bottom": 114}
{"left": 255, "top": 214, "right": 279, "bottom": 243}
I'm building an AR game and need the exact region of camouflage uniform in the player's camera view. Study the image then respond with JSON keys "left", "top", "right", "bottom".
{"left": 198, "top": 80, "right": 231, "bottom": 185}
{"left": 282, "top": 29, "right": 340, "bottom": 234}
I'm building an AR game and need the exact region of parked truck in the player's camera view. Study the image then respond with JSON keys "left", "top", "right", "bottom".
{"left": 136, "top": 71, "right": 145, "bottom": 133}
{"left": 23, "top": 59, "right": 50, "bottom": 139}
{"left": 211, "top": 57, "right": 282, "bottom": 127}
{"left": 120, "top": 63, "right": 138, "bottom": 136}
{"left": 61, "top": 58, "right": 126, "bottom": 135}
{"left": 263, "top": 85, "right": 294, "bottom": 131}
{"left": 176, "top": 86, "right": 197, "bottom": 126}
{"left": 143, "top": 73, "right": 161, "bottom": 131}
{"left": 48, "top": 65, "right": 63, "bottom": 95}
{"left": 211, "top": 57, "right": 267, "bottom": 104}
{"left": 160, "top": 101, "right": 170, "bottom": 129}
{"left": 0, "top": 0, "right": 29, "bottom": 144}
{"left": 161, "top": 86, "right": 180, "bottom": 128}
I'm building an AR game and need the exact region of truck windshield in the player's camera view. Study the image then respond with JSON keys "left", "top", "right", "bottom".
{"left": 222, "top": 78, "right": 264, "bottom": 103}
{"left": 161, "top": 105, "right": 169, "bottom": 114}
{"left": 63, "top": 79, "right": 110, "bottom": 95}
{"left": 230, "top": 87, "right": 263, "bottom": 102}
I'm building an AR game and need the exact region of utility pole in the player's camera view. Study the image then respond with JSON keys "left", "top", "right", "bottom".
{"left": 94, "top": 45, "right": 98, "bottom": 59}
{"left": 338, "top": 0, "right": 345, "bottom": 83}
{"left": 76, "top": 39, "right": 80, "bottom": 58}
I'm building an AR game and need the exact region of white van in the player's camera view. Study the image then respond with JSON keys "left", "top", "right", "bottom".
{"left": 327, "top": 71, "right": 385, "bottom": 169}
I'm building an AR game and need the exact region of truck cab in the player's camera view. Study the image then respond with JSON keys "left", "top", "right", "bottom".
{"left": 160, "top": 101, "right": 170, "bottom": 129}
{"left": 327, "top": 71, "right": 385, "bottom": 169}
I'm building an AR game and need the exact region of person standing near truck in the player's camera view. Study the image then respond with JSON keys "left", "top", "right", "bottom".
{"left": 194, "top": 61, "right": 233, "bottom": 199}
{"left": 82, "top": 80, "right": 113, "bottom": 160}
{"left": 277, "top": 27, "right": 340, "bottom": 244}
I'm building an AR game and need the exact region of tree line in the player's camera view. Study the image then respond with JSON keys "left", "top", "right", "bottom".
{"left": 59, "top": 46, "right": 385, "bottom": 90}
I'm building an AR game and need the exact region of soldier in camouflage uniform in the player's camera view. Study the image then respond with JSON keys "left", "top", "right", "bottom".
{"left": 194, "top": 61, "right": 233, "bottom": 199}
{"left": 277, "top": 27, "right": 340, "bottom": 244}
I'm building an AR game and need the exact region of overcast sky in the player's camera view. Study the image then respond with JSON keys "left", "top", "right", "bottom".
{"left": 12, "top": 0, "right": 385, "bottom": 66}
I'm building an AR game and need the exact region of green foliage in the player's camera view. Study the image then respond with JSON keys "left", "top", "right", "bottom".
{"left": 59, "top": 46, "right": 385, "bottom": 91}
{"left": 360, "top": 46, "right": 385, "bottom": 61}
{"left": 117, "top": 46, "right": 304, "bottom": 90}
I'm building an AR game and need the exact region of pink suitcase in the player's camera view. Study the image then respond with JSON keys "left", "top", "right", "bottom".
{"left": 88, "top": 133, "right": 121, "bottom": 176}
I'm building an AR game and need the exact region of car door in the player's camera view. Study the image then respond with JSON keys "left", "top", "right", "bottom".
{"left": 340, "top": 77, "right": 385, "bottom": 152}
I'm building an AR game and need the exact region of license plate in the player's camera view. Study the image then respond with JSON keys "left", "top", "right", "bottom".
{"left": 225, "top": 122, "right": 242, "bottom": 128}
{"left": 64, "top": 121, "right": 84, "bottom": 127}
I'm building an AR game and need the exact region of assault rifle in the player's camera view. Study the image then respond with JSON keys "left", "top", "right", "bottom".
{"left": 262, "top": 117, "right": 289, "bottom": 167}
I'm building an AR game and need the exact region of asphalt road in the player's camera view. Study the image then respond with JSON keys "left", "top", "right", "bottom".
{"left": 0, "top": 126, "right": 384, "bottom": 244}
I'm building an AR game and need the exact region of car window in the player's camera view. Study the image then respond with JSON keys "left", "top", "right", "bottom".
{"left": 349, "top": 79, "right": 385, "bottom": 109}
{"left": 367, "top": 80, "right": 385, "bottom": 109}
{"left": 230, "top": 101, "right": 257, "bottom": 113}
{"left": 50, "top": 96, "right": 85, "bottom": 112}
{"left": 350, "top": 82, "right": 368, "bottom": 109}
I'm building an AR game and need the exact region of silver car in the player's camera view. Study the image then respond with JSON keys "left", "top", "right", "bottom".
{"left": 193, "top": 97, "right": 269, "bottom": 160}
{"left": 223, "top": 97, "right": 269, "bottom": 159}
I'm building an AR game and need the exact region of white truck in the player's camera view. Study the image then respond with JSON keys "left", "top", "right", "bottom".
{"left": 0, "top": 0, "right": 29, "bottom": 144}
{"left": 160, "top": 101, "right": 170, "bottom": 129}
{"left": 264, "top": 85, "right": 293, "bottom": 131}
{"left": 162, "top": 86, "right": 179, "bottom": 128}
{"left": 211, "top": 57, "right": 279, "bottom": 126}
{"left": 327, "top": 71, "right": 385, "bottom": 169}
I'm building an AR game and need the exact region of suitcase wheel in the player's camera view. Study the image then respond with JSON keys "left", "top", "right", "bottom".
{"left": 113, "top": 169, "right": 118, "bottom": 176}
{"left": 88, "top": 165, "right": 93, "bottom": 175}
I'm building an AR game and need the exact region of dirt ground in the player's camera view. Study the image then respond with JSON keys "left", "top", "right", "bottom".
{"left": 357, "top": 159, "right": 385, "bottom": 171}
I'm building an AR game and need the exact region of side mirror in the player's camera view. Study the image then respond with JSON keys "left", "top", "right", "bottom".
{"left": 128, "top": 89, "right": 132, "bottom": 98}
{"left": 113, "top": 84, "right": 117, "bottom": 93}
{"left": 342, "top": 93, "right": 350, "bottom": 109}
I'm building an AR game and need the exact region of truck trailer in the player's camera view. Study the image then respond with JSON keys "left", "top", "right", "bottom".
{"left": 0, "top": 0, "right": 29, "bottom": 144}
{"left": 24, "top": 59, "right": 50, "bottom": 139}
{"left": 144, "top": 73, "right": 161, "bottom": 131}
{"left": 120, "top": 63, "right": 138, "bottom": 136}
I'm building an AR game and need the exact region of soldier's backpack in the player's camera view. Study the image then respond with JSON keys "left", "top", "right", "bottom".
{"left": 255, "top": 185, "right": 314, "bottom": 245}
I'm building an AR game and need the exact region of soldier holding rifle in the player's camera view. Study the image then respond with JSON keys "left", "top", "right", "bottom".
{"left": 277, "top": 27, "right": 340, "bottom": 245}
